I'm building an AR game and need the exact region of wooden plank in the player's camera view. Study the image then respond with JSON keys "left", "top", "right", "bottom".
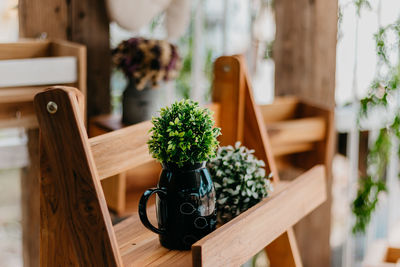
{"left": 34, "top": 87, "right": 122, "bottom": 266}
{"left": 272, "top": 142, "right": 315, "bottom": 157}
{"left": 267, "top": 117, "right": 326, "bottom": 147}
{"left": 114, "top": 209, "right": 191, "bottom": 267}
{"left": 0, "top": 87, "right": 46, "bottom": 103}
{"left": 192, "top": 165, "right": 327, "bottom": 267}
{"left": 0, "top": 40, "right": 50, "bottom": 60}
{"left": 0, "top": 115, "right": 37, "bottom": 129}
{"left": 0, "top": 56, "right": 77, "bottom": 87}
{"left": 69, "top": 0, "right": 111, "bottom": 117}
{"left": 21, "top": 129, "right": 40, "bottom": 267}
{"left": 259, "top": 97, "right": 300, "bottom": 123}
{"left": 89, "top": 120, "right": 155, "bottom": 180}
{"left": 19, "top": 0, "right": 69, "bottom": 39}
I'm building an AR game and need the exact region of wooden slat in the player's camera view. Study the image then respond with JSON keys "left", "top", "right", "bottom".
{"left": 272, "top": 142, "right": 315, "bottom": 157}
{"left": 259, "top": 97, "right": 300, "bottom": 123}
{"left": 89, "top": 121, "right": 155, "bottom": 180}
{"left": 0, "top": 56, "right": 77, "bottom": 87}
{"left": 267, "top": 117, "right": 326, "bottom": 147}
{"left": 114, "top": 209, "right": 192, "bottom": 267}
{"left": 0, "top": 40, "right": 50, "bottom": 60}
{"left": 192, "top": 165, "right": 326, "bottom": 267}
{"left": 0, "top": 87, "right": 46, "bottom": 103}
{"left": 0, "top": 115, "right": 37, "bottom": 129}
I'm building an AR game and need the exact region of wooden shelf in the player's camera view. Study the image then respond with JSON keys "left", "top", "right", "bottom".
{"left": 35, "top": 58, "right": 329, "bottom": 266}
{"left": 113, "top": 165, "right": 326, "bottom": 266}
{"left": 259, "top": 97, "right": 330, "bottom": 157}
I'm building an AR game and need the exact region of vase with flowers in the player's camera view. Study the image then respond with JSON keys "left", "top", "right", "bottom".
{"left": 112, "top": 37, "right": 181, "bottom": 125}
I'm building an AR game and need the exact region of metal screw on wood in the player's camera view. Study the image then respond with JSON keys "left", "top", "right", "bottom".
{"left": 223, "top": 65, "right": 231, "bottom": 72}
{"left": 47, "top": 101, "right": 58, "bottom": 114}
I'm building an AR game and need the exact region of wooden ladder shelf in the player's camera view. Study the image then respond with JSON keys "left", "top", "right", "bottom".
{"left": 35, "top": 56, "right": 327, "bottom": 266}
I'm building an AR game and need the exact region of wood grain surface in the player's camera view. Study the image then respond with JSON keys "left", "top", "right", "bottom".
{"left": 35, "top": 87, "right": 122, "bottom": 266}
{"left": 192, "top": 166, "right": 326, "bottom": 267}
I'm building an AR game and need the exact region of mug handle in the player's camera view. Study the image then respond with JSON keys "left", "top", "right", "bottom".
{"left": 138, "top": 188, "right": 167, "bottom": 235}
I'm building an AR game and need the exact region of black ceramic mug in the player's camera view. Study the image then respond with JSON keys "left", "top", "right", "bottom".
{"left": 138, "top": 162, "right": 217, "bottom": 250}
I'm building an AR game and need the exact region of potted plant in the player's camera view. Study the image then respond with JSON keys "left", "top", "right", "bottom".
{"left": 112, "top": 37, "right": 181, "bottom": 125}
{"left": 138, "top": 99, "right": 221, "bottom": 250}
{"left": 208, "top": 142, "right": 273, "bottom": 224}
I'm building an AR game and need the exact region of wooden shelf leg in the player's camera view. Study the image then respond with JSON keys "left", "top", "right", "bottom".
{"left": 21, "top": 129, "right": 40, "bottom": 267}
{"left": 101, "top": 173, "right": 127, "bottom": 215}
{"left": 265, "top": 228, "right": 303, "bottom": 267}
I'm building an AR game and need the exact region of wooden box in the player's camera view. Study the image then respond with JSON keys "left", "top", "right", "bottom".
{"left": 0, "top": 39, "right": 86, "bottom": 129}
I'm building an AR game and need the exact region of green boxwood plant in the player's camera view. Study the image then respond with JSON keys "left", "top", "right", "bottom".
{"left": 208, "top": 142, "right": 273, "bottom": 224}
{"left": 148, "top": 99, "right": 221, "bottom": 167}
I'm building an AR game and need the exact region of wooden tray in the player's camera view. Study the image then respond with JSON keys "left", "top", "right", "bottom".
{"left": 113, "top": 165, "right": 326, "bottom": 266}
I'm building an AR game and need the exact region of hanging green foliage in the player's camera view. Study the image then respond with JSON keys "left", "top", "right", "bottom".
{"left": 354, "top": 18, "right": 400, "bottom": 233}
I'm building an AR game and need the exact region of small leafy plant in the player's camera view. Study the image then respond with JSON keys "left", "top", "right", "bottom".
{"left": 208, "top": 142, "right": 273, "bottom": 224}
{"left": 148, "top": 99, "right": 221, "bottom": 167}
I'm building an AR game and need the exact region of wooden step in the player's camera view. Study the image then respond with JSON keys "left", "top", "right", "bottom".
{"left": 113, "top": 165, "right": 326, "bottom": 267}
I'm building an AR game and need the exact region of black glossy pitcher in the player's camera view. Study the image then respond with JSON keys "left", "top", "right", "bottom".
{"left": 138, "top": 162, "right": 217, "bottom": 250}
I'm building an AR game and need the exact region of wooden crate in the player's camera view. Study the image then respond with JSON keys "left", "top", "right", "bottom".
{"left": 0, "top": 39, "right": 86, "bottom": 129}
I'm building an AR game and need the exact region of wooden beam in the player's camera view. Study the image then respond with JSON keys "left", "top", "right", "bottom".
{"left": 69, "top": 0, "right": 110, "bottom": 117}
{"left": 274, "top": 0, "right": 338, "bottom": 110}
{"left": 19, "top": 0, "right": 68, "bottom": 39}
{"left": 274, "top": 0, "right": 337, "bottom": 265}
{"left": 19, "top": 0, "right": 110, "bottom": 118}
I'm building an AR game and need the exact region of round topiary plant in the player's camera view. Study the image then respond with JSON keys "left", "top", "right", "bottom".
{"left": 148, "top": 99, "right": 221, "bottom": 167}
{"left": 208, "top": 142, "right": 273, "bottom": 224}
